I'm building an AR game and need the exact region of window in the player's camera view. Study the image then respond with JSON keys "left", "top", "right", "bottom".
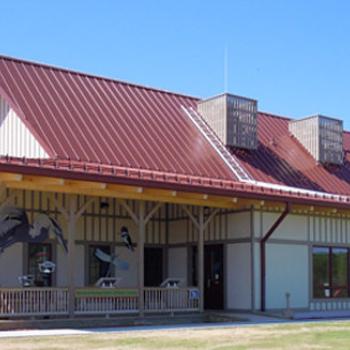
{"left": 28, "top": 243, "right": 53, "bottom": 287}
{"left": 88, "top": 245, "right": 111, "bottom": 286}
{"left": 312, "top": 246, "right": 349, "bottom": 298}
{"left": 332, "top": 248, "right": 348, "bottom": 298}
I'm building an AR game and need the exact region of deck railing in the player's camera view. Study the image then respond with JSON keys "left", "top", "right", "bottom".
{"left": 0, "top": 288, "right": 68, "bottom": 317}
{"left": 0, "top": 287, "right": 200, "bottom": 317}
{"left": 75, "top": 288, "right": 138, "bottom": 315}
{"left": 144, "top": 287, "right": 200, "bottom": 312}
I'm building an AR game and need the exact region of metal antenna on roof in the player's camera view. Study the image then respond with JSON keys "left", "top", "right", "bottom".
{"left": 224, "top": 46, "right": 229, "bottom": 93}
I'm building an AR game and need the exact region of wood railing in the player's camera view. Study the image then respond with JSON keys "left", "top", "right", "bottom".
{"left": 0, "top": 287, "right": 200, "bottom": 317}
{"left": 0, "top": 288, "right": 68, "bottom": 317}
{"left": 144, "top": 287, "right": 200, "bottom": 312}
{"left": 75, "top": 288, "right": 138, "bottom": 315}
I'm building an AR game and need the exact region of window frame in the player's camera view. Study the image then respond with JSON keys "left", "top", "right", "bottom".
{"left": 27, "top": 242, "right": 54, "bottom": 287}
{"left": 312, "top": 245, "right": 350, "bottom": 299}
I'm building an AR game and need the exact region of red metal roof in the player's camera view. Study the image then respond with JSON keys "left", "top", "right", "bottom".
{"left": 231, "top": 112, "right": 350, "bottom": 196}
{"left": 1, "top": 55, "right": 350, "bottom": 207}
{"left": 1, "top": 156, "right": 350, "bottom": 208}
{"left": 0, "top": 55, "right": 236, "bottom": 182}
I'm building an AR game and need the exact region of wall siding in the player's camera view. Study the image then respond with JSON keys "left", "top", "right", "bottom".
{"left": 254, "top": 210, "right": 350, "bottom": 312}
{"left": 0, "top": 96, "right": 49, "bottom": 158}
{"left": 226, "top": 243, "right": 252, "bottom": 310}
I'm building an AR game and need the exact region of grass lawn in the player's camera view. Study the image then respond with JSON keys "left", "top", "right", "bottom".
{"left": 1, "top": 321, "right": 350, "bottom": 349}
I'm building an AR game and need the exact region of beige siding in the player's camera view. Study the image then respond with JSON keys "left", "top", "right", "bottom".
{"left": 266, "top": 243, "right": 309, "bottom": 309}
{"left": 0, "top": 243, "right": 23, "bottom": 287}
{"left": 227, "top": 212, "right": 251, "bottom": 239}
{"left": 226, "top": 243, "right": 252, "bottom": 310}
{"left": 261, "top": 213, "right": 308, "bottom": 241}
{"left": 0, "top": 96, "right": 49, "bottom": 158}
{"left": 168, "top": 247, "right": 188, "bottom": 286}
{"left": 57, "top": 244, "right": 84, "bottom": 287}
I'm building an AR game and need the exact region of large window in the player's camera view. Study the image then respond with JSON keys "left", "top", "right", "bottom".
{"left": 88, "top": 245, "right": 111, "bottom": 286}
{"left": 28, "top": 243, "right": 53, "bottom": 287}
{"left": 313, "top": 246, "right": 349, "bottom": 298}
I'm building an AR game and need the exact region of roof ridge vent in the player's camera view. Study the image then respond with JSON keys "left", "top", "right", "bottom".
{"left": 289, "top": 114, "right": 343, "bottom": 165}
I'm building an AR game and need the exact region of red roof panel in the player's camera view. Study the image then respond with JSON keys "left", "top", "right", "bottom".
{"left": 0, "top": 55, "right": 236, "bottom": 182}
{"left": 231, "top": 112, "right": 350, "bottom": 195}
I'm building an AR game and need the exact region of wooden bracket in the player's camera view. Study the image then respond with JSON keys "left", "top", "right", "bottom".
{"left": 145, "top": 202, "right": 163, "bottom": 225}
{"left": 118, "top": 199, "right": 139, "bottom": 224}
{"left": 181, "top": 205, "right": 219, "bottom": 230}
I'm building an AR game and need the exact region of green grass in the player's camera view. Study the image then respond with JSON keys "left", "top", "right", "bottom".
{"left": 2, "top": 321, "right": 350, "bottom": 349}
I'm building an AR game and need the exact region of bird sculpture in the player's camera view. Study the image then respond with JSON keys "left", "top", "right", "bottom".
{"left": 120, "top": 226, "right": 134, "bottom": 251}
{"left": 94, "top": 248, "right": 129, "bottom": 276}
{"left": 0, "top": 206, "right": 67, "bottom": 253}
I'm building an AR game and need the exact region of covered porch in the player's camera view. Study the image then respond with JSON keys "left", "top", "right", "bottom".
{"left": 0, "top": 170, "right": 255, "bottom": 319}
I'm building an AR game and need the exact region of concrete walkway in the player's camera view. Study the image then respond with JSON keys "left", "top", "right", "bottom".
{"left": 1, "top": 313, "right": 349, "bottom": 339}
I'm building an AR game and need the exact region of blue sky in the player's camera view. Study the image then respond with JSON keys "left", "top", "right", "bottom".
{"left": 1, "top": 1, "right": 350, "bottom": 127}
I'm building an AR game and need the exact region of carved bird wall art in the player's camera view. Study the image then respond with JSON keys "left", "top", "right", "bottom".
{"left": 0, "top": 206, "right": 67, "bottom": 253}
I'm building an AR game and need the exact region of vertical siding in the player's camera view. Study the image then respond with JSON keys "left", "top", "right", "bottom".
{"left": 0, "top": 96, "right": 49, "bottom": 158}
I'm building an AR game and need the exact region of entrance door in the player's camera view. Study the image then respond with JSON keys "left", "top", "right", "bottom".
{"left": 144, "top": 248, "right": 163, "bottom": 287}
{"left": 204, "top": 244, "right": 224, "bottom": 309}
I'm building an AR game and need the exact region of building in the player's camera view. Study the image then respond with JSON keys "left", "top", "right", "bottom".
{"left": 0, "top": 55, "right": 350, "bottom": 319}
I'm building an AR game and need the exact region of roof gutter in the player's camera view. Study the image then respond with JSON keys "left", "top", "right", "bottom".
{"left": 260, "top": 203, "right": 290, "bottom": 312}
{"left": 0, "top": 162, "right": 350, "bottom": 210}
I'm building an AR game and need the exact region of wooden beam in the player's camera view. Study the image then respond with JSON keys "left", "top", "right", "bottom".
{"left": 2, "top": 171, "right": 349, "bottom": 215}
{"left": 75, "top": 198, "right": 97, "bottom": 220}
{"left": 24, "top": 176, "right": 65, "bottom": 186}
{"left": 3, "top": 180, "right": 245, "bottom": 209}
{"left": 144, "top": 203, "right": 163, "bottom": 225}
{"left": 204, "top": 208, "right": 220, "bottom": 230}
{"left": 181, "top": 206, "right": 200, "bottom": 230}
{"left": 118, "top": 199, "right": 139, "bottom": 224}
{"left": 198, "top": 207, "right": 204, "bottom": 313}
{"left": 138, "top": 201, "right": 145, "bottom": 316}
{"left": 67, "top": 197, "right": 77, "bottom": 318}
{"left": 66, "top": 180, "right": 107, "bottom": 190}
{"left": 0, "top": 173, "right": 23, "bottom": 182}
{"left": 52, "top": 197, "right": 69, "bottom": 221}
{"left": 0, "top": 184, "right": 6, "bottom": 203}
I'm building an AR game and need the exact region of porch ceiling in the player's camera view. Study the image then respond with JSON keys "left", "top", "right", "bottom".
{"left": 1, "top": 171, "right": 350, "bottom": 218}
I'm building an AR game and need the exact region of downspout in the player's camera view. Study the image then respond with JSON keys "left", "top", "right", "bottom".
{"left": 260, "top": 203, "right": 290, "bottom": 312}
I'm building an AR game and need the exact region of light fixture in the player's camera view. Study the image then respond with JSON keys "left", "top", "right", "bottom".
{"left": 100, "top": 201, "right": 109, "bottom": 210}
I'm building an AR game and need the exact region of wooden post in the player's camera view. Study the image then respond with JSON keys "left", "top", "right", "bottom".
{"left": 117, "top": 200, "right": 162, "bottom": 316}
{"left": 54, "top": 196, "right": 95, "bottom": 318}
{"left": 138, "top": 201, "right": 145, "bottom": 316}
{"left": 198, "top": 207, "right": 204, "bottom": 312}
{"left": 67, "top": 198, "right": 77, "bottom": 318}
{"left": 181, "top": 206, "right": 219, "bottom": 313}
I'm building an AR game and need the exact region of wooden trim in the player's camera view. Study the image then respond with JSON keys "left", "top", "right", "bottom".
{"left": 182, "top": 206, "right": 200, "bottom": 230}
{"left": 118, "top": 199, "right": 139, "bottom": 224}
{"left": 145, "top": 203, "right": 163, "bottom": 225}
{"left": 138, "top": 201, "right": 145, "bottom": 316}
{"left": 250, "top": 206, "right": 255, "bottom": 311}
{"left": 198, "top": 207, "right": 204, "bottom": 312}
